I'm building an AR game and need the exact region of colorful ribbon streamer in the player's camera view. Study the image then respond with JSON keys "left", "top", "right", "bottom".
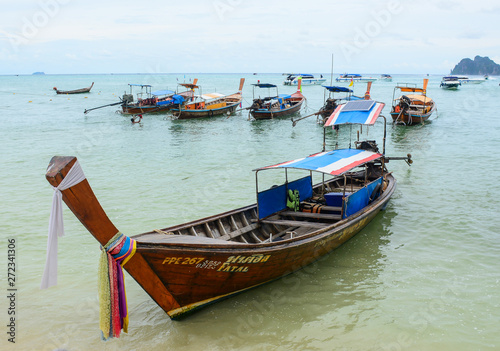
{"left": 98, "top": 232, "right": 136, "bottom": 340}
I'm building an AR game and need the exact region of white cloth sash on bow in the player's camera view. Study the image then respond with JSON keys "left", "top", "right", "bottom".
{"left": 41, "top": 160, "right": 86, "bottom": 289}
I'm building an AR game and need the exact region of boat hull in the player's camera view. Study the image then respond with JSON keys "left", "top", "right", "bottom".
{"left": 45, "top": 154, "right": 396, "bottom": 320}
{"left": 122, "top": 104, "right": 172, "bottom": 114}
{"left": 391, "top": 101, "right": 436, "bottom": 125}
{"left": 390, "top": 111, "right": 432, "bottom": 125}
{"left": 172, "top": 101, "right": 240, "bottom": 119}
{"left": 459, "top": 79, "right": 485, "bottom": 84}
{"left": 121, "top": 91, "right": 194, "bottom": 115}
{"left": 440, "top": 83, "right": 460, "bottom": 89}
{"left": 251, "top": 98, "right": 304, "bottom": 120}
{"left": 132, "top": 174, "right": 396, "bottom": 319}
{"left": 284, "top": 78, "right": 326, "bottom": 86}
{"left": 54, "top": 82, "right": 94, "bottom": 94}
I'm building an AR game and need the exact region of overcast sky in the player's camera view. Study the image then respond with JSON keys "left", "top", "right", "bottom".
{"left": 1, "top": 0, "right": 500, "bottom": 75}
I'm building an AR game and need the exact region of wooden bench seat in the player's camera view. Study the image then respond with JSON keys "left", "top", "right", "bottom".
{"left": 280, "top": 210, "right": 341, "bottom": 221}
{"left": 261, "top": 219, "right": 331, "bottom": 229}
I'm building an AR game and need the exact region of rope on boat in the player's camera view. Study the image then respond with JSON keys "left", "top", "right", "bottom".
{"left": 98, "top": 232, "right": 136, "bottom": 340}
{"left": 291, "top": 111, "right": 321, "bottom": 127}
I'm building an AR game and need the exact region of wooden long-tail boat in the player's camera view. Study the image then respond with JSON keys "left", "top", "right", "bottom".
{"left": 292, "top": 82, "right": 373, "bottom": 128}
{"left": 43, "top": 100, "right": 411, "bottom": 324}
{"left": 171, "top": 78, "right": 245, "bottom": 119}
{"left": 121, "top": 80, "right": 197, "bottom": 115}
{"left": 390, "top": 79, "right": 436, "bottom": 125}
{"left": 249, "top": 81, "right": 305, "bottom": 120}
{"left": 53, "top": 82, "right": 94, "bottom": 94}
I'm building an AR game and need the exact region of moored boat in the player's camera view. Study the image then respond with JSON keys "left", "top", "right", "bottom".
{"left": 380, "top": 74, "right": 393, "bottom": 81}
{"left": 390, "top": 79, "right": 435, "bottom": 125}
{"left": 440, "top": 76, "right": 461, "bottom": 89}
{"left": 53, "top": 82, "right": 94, "bottom": 94}
{"left": 456, "top": 76, "right": 486, "bottom": 84}
{"left": 250, "top": 81, "right": 305, "bottom": 120}
{"left": 318, "top": 82, "right": 373, "bottom": 120}
{"left": 42, "top": 98, "right": 411, "bottom": 331}
{"left": 121, "top": 81, "right": 197, "bottom": 115}
{"left": 283, "top": 73, "right": 326, "bottom": 86}
{"left": 292, "top": 82, "right": 373, "bottom": 127}
{"left": 336, "top": 74, "right": 378, "bottom": 83}
{"left": 171, "top": 79, "right": 245, "bottom": 119}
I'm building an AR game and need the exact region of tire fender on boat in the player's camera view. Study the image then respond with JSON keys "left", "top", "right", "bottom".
{"left": 369, "top": 183, "right": 382, "bottom": 203}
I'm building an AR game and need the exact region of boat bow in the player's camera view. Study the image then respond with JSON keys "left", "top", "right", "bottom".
{"left": 44, "top": 156, "right": 181, "bottom": 314}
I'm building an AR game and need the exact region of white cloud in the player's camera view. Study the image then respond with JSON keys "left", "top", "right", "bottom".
{"left": 1, "top": 0, "right": 499, "bottom": 74}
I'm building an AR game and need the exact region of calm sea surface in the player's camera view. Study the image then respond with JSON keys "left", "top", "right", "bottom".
{"left": 1, "top": 73, "right": 499, "bottom": 351}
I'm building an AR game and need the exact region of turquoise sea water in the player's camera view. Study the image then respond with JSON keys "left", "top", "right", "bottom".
{"left": 1, "top": 73, "right": 499, "bottom": 350}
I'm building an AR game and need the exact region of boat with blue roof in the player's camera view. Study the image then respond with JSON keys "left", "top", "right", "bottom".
{"left": 336, "top": 73, "right": 378, "bottom": 83}
{"left": 43, "top": 97, "right": 411, "bottom": 327}
{"left": 319, "top": 82, "right": 373, "bottom": 120}
{"left": 292, "top": 82, "right": 373, "bottom": 127}
{"left": 283, "top": 73, "right": 326, "bottom": 86}
{"left": 440, "top": 76, "right": 461, "bottom": 89}
{"left": 249, "top": 81, "right": 305, "bottom": 120}
{"left": 120, "top": 81, "right": 197, "bottom": 115}
{"left": 456, "top": 76, "right": 486, "bottom": 84}
{"left": 380, "top": 74, "right": 393, "bottom": 81}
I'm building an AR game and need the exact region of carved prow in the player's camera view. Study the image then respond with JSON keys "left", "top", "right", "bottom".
{"left": 46, "top": 156, "right": 118, "bottom": 246}
{"left": 45, "top": 156, "right": 181, "bottom": 314}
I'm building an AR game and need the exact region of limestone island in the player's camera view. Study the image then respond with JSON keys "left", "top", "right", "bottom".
{"left": 451, "top": 56, "right": 500, "bottom": 75}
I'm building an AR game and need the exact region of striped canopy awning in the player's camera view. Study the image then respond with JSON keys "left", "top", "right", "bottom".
{"left": 324, "top": 100, "right": 385, "bottom": 126}
{"left": 255, "top": 149, "right": 382, "bottom": 176}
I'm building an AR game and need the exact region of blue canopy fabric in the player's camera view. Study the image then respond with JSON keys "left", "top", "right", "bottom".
{"left": 324, "top": 101, "right": 385, "bottom": 126}
{"left": 253, "top": 83, "right": 277, "bottom": 88}
{"left": 343, "top": 177, "right": 383, "bottom": 218}
{"left": 256, "top": 148, "right": 382, "bottom": 176}
{"left": 257, "top": 176, "right": 313, "bottom": 219}
{"left": 323, "top": 86, "right": 353, "bottom": 93}
{"left": 156, "top": 94, "right": 185, "bottom": 106}
{"left": 171, "top": 95, "right": 185, "bottom": 104}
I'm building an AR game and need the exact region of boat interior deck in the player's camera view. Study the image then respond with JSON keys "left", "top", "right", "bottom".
{"left": 134, "top": 171, "right": 385, "bottom": 246}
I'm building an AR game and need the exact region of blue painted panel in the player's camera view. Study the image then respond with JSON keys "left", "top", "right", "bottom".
{"left": 257, "top": 176, "right": 312, "bottom": 219}
{"left": 344, "top": 177, "right": 383, "bottom": 218}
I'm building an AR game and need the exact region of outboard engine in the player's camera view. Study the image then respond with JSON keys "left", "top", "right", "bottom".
{"left": 250, "top": 99, "right": 263, "bottom": 109}
{"left": 355, "top": 140, "right": 379, "bottom": 153}
{"left": 400, "top": 95, "right": 411, "bottom": 108}
{"left": 122, "top": 94, "right": 134, "bottom": 103}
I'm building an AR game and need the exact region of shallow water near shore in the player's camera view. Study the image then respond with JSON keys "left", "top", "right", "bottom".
{"left": 1, "top": 73, "right": 499, "bottom": 350}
